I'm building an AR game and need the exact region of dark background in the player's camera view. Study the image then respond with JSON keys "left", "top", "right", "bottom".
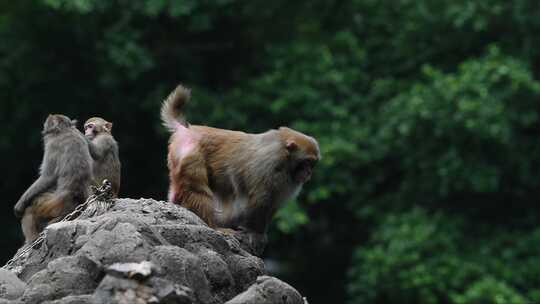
{"left": 2, "top": 1, "right": 540, "bottom": 303}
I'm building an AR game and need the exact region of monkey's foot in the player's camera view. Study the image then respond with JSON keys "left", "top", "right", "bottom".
{"left": 215, "top": 227, "right": 268, "bottom": 256}
{"left": 217, "top": 228, "right": 242, "bottom": 250}
{"left": 234, "top": 230, "right": 268, "bottom": 257}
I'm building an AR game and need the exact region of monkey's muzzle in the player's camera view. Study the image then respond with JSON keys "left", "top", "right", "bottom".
{"left": 293, "top": 160, "right": 316, "bottom": 183}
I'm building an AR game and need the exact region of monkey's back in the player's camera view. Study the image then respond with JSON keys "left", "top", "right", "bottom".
{"left": 92, "top": 135, "right": 121, "bottom": 196}
{"left": 45, "top": 129, "right": 93, "bottom": 198}
{"left": 193, "top": 127, "right": 293, "bottom": 230}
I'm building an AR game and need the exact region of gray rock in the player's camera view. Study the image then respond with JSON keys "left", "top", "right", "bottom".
{"left": 150, "top": 245, "right": 212, "bottom": 303}
{"left": 2, "top": 198, "right": 304, "bottom": 303}
{"left": 106, "top": 261, "right": 154, "bottom": 280}
{"left": 0, "top": 300, "right": 23, "bottom": 304}
{"left": 20, "top": 255, "right": 100, "bottom": 304}
{"left": 233, "top": 231, "right": 268, "bottom": 257}
{"left": 0, "top": 269, "right": 26, "bottom": 300}
{"left": 148, "top": 277, "right": 194, "bottom": 304}
{"left": 93, "top": 275, "right": 147, "bottom": 304}
{"left": 225, "top": 276, "right": 304, "bottom": 304}
{"left": 43, "top": 295, "right": 93, "bottom": 304}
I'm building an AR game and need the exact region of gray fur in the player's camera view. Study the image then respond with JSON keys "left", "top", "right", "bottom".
{"left": 13, "top": 114, "right": 93, "bottom": 241}
{"left": 87, "top": 130, "right": 121, "bottom": 198}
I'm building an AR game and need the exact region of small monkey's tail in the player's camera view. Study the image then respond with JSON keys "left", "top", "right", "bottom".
{"left": 161, "top": 84, "right": 191, "bottom": 132}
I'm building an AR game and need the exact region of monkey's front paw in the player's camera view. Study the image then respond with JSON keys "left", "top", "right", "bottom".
{"left": 13, "top": 202, "right": 26, "bottom": 218}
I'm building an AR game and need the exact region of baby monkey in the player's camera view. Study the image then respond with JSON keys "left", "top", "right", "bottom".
{"left": 162, "top": 84, "right": 321, "bottom": 234}
{"left": 84, "top": 117, "right": 121, "bottom": 198}
{"left": 14, "top": 114, "right": 93, "bottom": 243}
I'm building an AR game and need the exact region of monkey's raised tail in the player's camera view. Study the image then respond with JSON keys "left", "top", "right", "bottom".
{"left": 161, "top": 84, "right": 191, "bottom": 132}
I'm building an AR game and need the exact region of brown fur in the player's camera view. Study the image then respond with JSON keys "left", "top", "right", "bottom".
{"left": 84, "top": 117, "right": 121, "bottom": 198}
{"left": 162, "top": 84, "right": 321, "bottom": 233}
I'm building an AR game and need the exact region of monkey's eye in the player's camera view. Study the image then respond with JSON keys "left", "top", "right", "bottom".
{"left": 85, "top": 124, "right": 94, "bottom": 130}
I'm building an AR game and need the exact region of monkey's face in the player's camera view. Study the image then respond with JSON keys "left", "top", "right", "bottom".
{"left": 84, "top": 118, "right": 112, "bottom": 140}
{"left": 281, "top": 127, "right": 321, "bottom": 184}
{"left": 43, "top": 114, "right": 76, "bottom": 134}
{"left": 84, "top": 122, "right": 98, "bottom": 139}
{"left": 291, "top": 157, "right": 318, "bottom": 183}
{"left": 287, "top": 141, "right": 320, "bottom": 184}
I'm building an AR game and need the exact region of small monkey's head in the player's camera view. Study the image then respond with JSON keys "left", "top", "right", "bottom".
{"left": 84, "top": 117, "right": 112, "bottom": 140}
{"left": 43, "top": 114, "right": 77, "bottom": 135}
{"left": 280, "top": 127, "right": 321, "bottom": 184}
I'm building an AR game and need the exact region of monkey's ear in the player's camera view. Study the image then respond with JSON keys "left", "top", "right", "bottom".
{"left": 286, "top": 140, "right": 298, "bottom": 151}
{"left": 71, "top": 119, "right": 78, "bottom": 127}
{"left": 105, "top": 122, "right": 113, "bottom": 132}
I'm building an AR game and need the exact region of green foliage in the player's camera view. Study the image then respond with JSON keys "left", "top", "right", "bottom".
{"left": 348, "top": 208, "right": 540, "bottom": 303}
{"left": 274, "top": 200, "right": 309, "bottom": 234}
{"left": 452, "top": 277, "right": 527, "bottom": 304}
{"left": 348, "top": 209, "right": 469, "bottom": 304}
{"left": 370, "top": 46, "right": 540, "bottom": 205}
{"left": 3, "top": 1, "right": 540, "bottom": 303}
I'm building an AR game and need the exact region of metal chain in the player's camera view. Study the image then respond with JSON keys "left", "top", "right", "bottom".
{"left": 3, "top": 180, "right": 114, "bottom": 269}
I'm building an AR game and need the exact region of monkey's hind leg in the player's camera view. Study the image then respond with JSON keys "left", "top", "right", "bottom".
{"left": 21, "top": 207, "right": 40, "bottom": 244}
{"left": 21, "top": 192, "right": 57, "bottom": 243}
{"left": 34, "top": 192, "right": 67, "bottom": 219}
{"left": 32, "top": 190, "right": 73, "bottom": 234}
{"left": 174, "top": 152, "right": 217, "bottom": 228}
{"left": 182, "top": 190, "right": 217, "bottom": 228}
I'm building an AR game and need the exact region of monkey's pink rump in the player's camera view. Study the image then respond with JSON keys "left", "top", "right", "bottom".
{"left": 172, "top": 124, "right": 198, "bottom": 159}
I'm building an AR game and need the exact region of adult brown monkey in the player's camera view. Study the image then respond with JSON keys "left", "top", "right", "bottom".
{"left": 84, "top": 117, "right": 121, "bottom": 198}
{"left": 161, "top": 84, "right": 321, "bottom": 234}
{"left": 14, "top": 114, "right": 93, "bottom": 243}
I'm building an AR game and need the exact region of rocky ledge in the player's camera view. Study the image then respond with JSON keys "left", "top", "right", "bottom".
{"left": 0, "top": 198, "right": 305, "bottom": 304}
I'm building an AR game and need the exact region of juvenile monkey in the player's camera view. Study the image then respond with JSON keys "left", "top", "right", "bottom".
{"left": 84, "top": 117, "right": 121, "bottom": 198}
{"left": 161, "top": 84, "right": 320, "bottom": 234}
{"left": 14, "top": 114, "right": 93, "bottom": 243}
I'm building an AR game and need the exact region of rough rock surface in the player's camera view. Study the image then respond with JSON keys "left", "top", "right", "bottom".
{"left": 0, "top": 198, "right": 304, "bottom": 304}
{"left": 225, "top": 276, "right": 304, "bottom": 304}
